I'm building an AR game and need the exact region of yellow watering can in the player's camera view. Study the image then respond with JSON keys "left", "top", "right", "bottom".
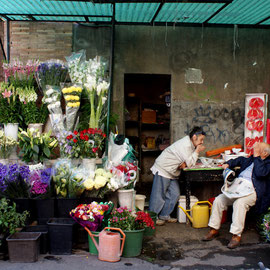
{"left": 178, "top": 201, "right": 212, "bottom": 228}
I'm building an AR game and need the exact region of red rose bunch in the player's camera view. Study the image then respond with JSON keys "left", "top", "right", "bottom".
{"left": 64, "top": 128, "right": 106, "bottom": 159}
{"left": 135, "top": 211, "right": 155, "bottom": 230}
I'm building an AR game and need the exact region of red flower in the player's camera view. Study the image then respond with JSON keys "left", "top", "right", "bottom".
{"left": 74, "top": 131, "right": 78, "bottom": 135}
{"left": 84, "top": 135, "right": 89, "bottom": 141}
{"left": 92, "top": 147, "right": 98, "bottom": 153}
{"left": 102, "top": 133, "right": 106, "bottom": 138}
{"left": 83, "top": 129, "right": 87, "bottom": 134}
{"left": 73, "top": 139, "right": 78, "bottom": 143}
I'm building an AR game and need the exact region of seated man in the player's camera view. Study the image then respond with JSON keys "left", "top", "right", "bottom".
{"left": 203, "top": 142, "right": 270, "bottom": 249}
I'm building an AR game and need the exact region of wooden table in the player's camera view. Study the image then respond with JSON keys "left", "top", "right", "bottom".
{"left": 180, "top": 166, "right": 224, "bottom": 211}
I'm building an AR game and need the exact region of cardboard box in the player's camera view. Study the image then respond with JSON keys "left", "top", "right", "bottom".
{"left": 142, "top": 110, "right": 156, "bottom": 123}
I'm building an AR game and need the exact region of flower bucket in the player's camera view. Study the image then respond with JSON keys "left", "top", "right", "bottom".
{"left": 88, "top": 231, "right": 100, "bottom": 255}
{"left": 4, "top": 123, "right": 19, "bottom": 141}
{"left": 117, "top": 189, "right": 135, "bottom": 210}
{"left": 122, "top": 229, "right": 145, "bottom": 257}
{"left": 135, "top": 194, "right": 146, "bottom": 211}
{"left": 28, "top": 123, "right": 43, "bottom": 134}
{"left": 144, "top": 211, "right": 157, "bottom": 237}
{"left": 82, "top": 158, "right": 96, "bottom": 172}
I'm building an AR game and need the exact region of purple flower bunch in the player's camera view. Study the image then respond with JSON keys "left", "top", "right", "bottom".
{"left": 30, "top": 168, "right": 52, "bottom": 198}
{"left": 0, "top": 163, "right": 31, "bottom": 198}
{"left": 36, "top": 61, "right": 68, "bottom": 90}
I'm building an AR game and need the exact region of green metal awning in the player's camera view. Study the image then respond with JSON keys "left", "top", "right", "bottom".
{"left": 0, "top": 0, "right": 270, "bottom": 28}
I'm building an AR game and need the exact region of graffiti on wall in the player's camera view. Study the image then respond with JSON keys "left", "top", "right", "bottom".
{"left": 184, "top": 105, "right": 244, "bottom": 144}
{"left": 183, "top": 85, "right": 217, "bottom": 101}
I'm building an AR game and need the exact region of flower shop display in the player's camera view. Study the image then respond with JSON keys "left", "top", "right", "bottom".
{"left": 108, "top": 207, "right": 155, "bottom": 257}
{"left": 82, "top": 168, "right": 112, "bottom": 198}
{"left": 3, "top": 59, "right": 39, "bottom": 88}
{"left": 18, "top": 129, "right": 58, "bottom": 163}
{"left": 0, "top": 163, "right": 31, "bottom": 199}
{"left": 0, "top": 131, "right": 17, "bottom": 161}
{"left": 17, "top": 85, "right": 48, "bottom": 128}
{"left": 61, "top": 128, "right": 106, "bottom": 159}
{"left": 70, "top": 201, "right": 113, "bottom": 231}
{"left": 66, "top": 51, "right": 110, "bottom": 129}
{"left": 0, "top": 83, "right": 21, "bottom": 138}
{"left": 35, "top": 61, "right": 68, "bottom": 91}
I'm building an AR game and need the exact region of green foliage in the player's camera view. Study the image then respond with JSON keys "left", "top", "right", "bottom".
{"left": 0, "top": 198, "right": 29, "bottom": 235}
{"left": 21, "top": 102, "right": 48, "bottom": 125}
{"left": 18, "top": 129, "right": 58, "bottom": 163}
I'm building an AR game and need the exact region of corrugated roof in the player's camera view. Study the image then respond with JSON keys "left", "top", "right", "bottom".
{"left": 0, "top": 0, "right": 270, "bottom": 27}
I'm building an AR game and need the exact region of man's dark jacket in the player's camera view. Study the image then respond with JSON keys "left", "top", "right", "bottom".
{"left": 226, "top": 155, "right": 270, "bottom": 214}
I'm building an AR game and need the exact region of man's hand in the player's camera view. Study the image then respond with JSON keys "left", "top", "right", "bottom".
{"left": 222, "top": 164, "right": 229, "bottom": 169}
{"left": 196, "top": 144, "right": 206, "bottom": 153}
{"left": 179, "top": 162, "right": 187, "bottom": 169}
{"left": 253, "top": 142, "right": 261, "bottom": 157}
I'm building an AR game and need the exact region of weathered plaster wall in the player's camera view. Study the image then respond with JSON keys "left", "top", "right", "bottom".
{"left": 113, "top": 25, "right": 270, "bottom": 151}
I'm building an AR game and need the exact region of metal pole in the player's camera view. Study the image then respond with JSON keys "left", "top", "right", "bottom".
{"left": 105, "top": 3, "right": 115, "bottom": 155}
{"left": 6, "top": 19, "right": 10, "bottom": 62}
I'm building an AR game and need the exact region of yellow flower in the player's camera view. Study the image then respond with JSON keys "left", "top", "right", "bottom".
{"left": 62, "top": 88, "right": 68, "bottom": 94}
{"left": 84, "top": 178, "right": 95, "bottom": 190}
{"left": 67, "top": 102, "right": 73, "bottom": 107}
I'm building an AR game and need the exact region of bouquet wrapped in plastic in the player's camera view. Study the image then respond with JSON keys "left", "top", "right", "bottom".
{"left": 61, "top": 85, "right": 82, "bottom": 131}
{"left": 70, "top": 201, "right": 114, "bottom": 231}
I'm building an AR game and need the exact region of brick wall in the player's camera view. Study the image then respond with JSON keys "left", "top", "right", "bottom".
{"left": 9, "top": 22, "right": 73, "bottom": 62}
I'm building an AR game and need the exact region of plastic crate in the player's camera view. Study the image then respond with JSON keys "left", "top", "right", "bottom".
{"left": 47, "top": 218, "right": 75, "bottom": 255}
{"left": 6, "top": 232, "right": 41, "bottom": 262}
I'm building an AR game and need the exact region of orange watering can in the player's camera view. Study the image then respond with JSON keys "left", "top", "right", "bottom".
{"left": 84, "top": 227, "right": 126, "bottom": 262}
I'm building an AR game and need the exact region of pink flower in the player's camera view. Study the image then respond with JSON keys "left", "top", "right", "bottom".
{"left": 2, "top": 89, "right": 12, "bottom": 98}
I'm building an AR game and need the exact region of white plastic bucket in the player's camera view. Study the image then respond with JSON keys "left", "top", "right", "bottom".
{"left": 4, "top": 123, "right": 19, "bottom": 141}
{"left": 117, "top": 189, "right": 135, "bottom": 210}
{"left": 135, "top": 195, "right": 146, "bottom": 211}
{"left": 177, "top": 195, "right": 198, "bottom": 223}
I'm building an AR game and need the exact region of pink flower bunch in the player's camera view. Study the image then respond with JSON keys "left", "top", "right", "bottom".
{"left": 31, "top": 181, "right": 48, "bottom": 195}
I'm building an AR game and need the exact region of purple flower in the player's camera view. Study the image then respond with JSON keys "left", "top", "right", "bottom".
{"left": 41, "top": 168, "right": 52, "bottom": 185}
{"left": 19, "top": 165, "right": 30, "bottom": 181}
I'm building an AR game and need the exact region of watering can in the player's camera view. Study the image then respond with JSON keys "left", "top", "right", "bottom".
{"left": 84, "top": 227, "right": 126, "bottom": 262}
{"left": 178, "top": 201, "right": 212, "bottom": 228}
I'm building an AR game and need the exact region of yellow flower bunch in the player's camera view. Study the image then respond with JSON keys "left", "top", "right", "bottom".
{"left": 65, "top": 95, "right": 80, "bottom": 101}
{"left": 62, "top": 86, "right": 82, "bottom": 94}
{"left": 67, "top": 102, "right": 80, "bottom": 107}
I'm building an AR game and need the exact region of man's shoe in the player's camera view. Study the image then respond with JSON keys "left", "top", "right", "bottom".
{"left": 167, "top": 218, "right": 178, "bottom": 223}
{"left": 227, "top": 235, "right": 241, "bottom": 249}
{"left": 202, "top": 229, "right": 219, "bottom": 241}
{"left": 156, "top": 219, "right": 166, "bottom": 226}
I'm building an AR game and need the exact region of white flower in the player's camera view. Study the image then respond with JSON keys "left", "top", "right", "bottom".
{"left": 46, "top": 89, "right": 54, "bottom": 96}
{"left": 102, "top": 97, "right": 107, "bottom": 105}
{"left": 55, "top": 101, "right": 61, "bottom": 106}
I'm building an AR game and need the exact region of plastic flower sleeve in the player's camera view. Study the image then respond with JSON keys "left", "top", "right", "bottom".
{"left": 61, "top": 84, "right": 82, "bottom": 131}
{"left": 43, "top": 85, "right": 62, "bottom": 115}
{"left": 68, "top": 167, "right": 86, "bottom": 198}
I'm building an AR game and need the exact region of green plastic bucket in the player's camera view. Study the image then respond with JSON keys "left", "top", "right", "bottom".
{"left": 122, "top": 229, "right": 145, "bottom": 257}
{"left": 144, "top": 211, "right": 157, "bottom": 237}
{"left": 88, "top": 231, "right": 100, "bottom": 255}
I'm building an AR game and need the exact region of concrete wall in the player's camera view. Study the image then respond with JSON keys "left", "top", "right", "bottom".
{"left": 113, "top": 25, "right": 270, "bottom": 151}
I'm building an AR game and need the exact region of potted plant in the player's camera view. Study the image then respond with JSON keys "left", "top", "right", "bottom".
{"left": 18, "top": 128, "right": 58, "bottom": 163}
{"left": 0, "top": 198, "right": 29, "bottom": 255}
{"left": 17, "top": 85, "right": 48, "bottom": 132}
{"left": 0, "top": 82, "right": 22, "bottom": 141}
{"left": 0, "top": 130, "right": 18, "bottom": 163}
{"left": 108, "top": 207, "right": 155, "bottom": 257}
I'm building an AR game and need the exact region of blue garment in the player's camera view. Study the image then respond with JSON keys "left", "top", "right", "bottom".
{"left": 227, "top": 156, "right": 270, "bottom": 214}
{"left": 238, "top": 163, "right": 254, "bottom": 182}
{"left": 149, "top": 173, "right": 180, "bottom": 219}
